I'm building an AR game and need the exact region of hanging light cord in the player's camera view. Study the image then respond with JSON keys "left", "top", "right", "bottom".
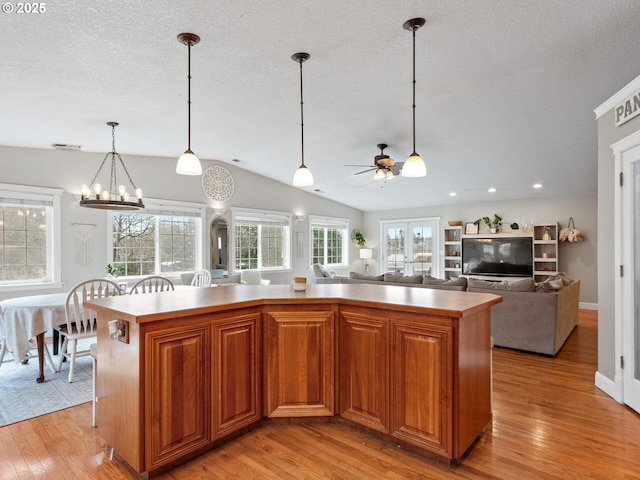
{"left": 298, "top": 58, "right": 305, "bottom": 167}
{"left": 87, "top": 123, "right": 137, "bottom": 191}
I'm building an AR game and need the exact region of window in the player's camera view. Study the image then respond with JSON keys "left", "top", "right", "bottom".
{"left": 0, "top": 183, "right": 62, "bottom": 290}
{"left": 232, "top": 209, "right": 291, "bottom": 271}
{"left": 110, "top": 199, "right": 205, "bottom": 277}
{"left": 309, "top": 216, "right": 349, "bottom": 267}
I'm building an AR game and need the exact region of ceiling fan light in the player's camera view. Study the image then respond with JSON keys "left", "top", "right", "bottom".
{"left": 374, "top": 168, "right": 386, "bottom": 180}
{"left": 293, "top": 164, "right": 314, "bottom": 187}
{"left": 402, "top": 152, "right": 426, "bottom": 177}
{"left": 176, "top": 149, "right": 202, "bottom": 175}
{"left": 386, "top": 169, "right": 395, "bottom": 179}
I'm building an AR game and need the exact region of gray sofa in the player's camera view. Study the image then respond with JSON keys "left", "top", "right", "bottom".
{"left": 314, "top": 266, "right": 579, "bottom": 356}
{"left": 466, "top": 276, "right": 579, "bottom": 355}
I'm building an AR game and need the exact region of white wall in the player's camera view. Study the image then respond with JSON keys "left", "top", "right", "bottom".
{"left": 0, "top": 146, "right": 363, "bottom": 299}
{"left": 361, "top": 192, "right": 598, "bottom": 305}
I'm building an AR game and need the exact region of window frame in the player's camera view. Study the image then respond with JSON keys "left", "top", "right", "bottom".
{"left": 309, "top": 215, "right": 349, "bottom": 268}
{"left": 231, "top": 208, "right": 292, "bottom": 273}
{"left": 0, "top": 183, "right": 63, "bottom": 292}
{"left": 108, "top": 198, "right": 207, "bottom": 279}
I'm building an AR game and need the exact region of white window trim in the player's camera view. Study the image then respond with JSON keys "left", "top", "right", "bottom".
{"left": 309, "top": 215, "right": 350, "bottom": 267}
{"left": 231, "top": 207, "right": 293, "bottom": 273}
{"left": 107, "top": 197, "right": 207, "bottom": 279}
{"left": 0, "top": 183, "right": 63, "bottom": 292}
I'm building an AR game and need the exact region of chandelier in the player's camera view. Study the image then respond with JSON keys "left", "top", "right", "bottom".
{"left": 80, "top": 122, "right": 144, "bottom": 210}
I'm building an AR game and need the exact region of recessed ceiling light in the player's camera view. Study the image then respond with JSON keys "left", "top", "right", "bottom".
{"left": 533, "top": 183, "right": 542, "bottom": 189}
{"left": 449, "top": 192, "right": 456, "bottom": 197}
{"left": 488, "top": 188, "right": 496, "bottom": 193}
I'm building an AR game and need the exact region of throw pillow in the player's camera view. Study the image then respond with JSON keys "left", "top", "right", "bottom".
{"left": 349, "top": 272, "right": 384, "bottom": 281}
{"left": 422, "top": 275, "right": 467, "bottom": 288}
{"left": 536, "top": 273, "right": 573, "bottom": 292}
{"left": 383, "top": 273, "right": 424, "bottom": 284}
{"left": 467, "top": 277, "right": 536, "bottom": 292}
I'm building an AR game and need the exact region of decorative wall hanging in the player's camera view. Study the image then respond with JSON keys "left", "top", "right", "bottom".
{"left": 202, "top": 165, "right": 235, "bottom": 201}
{"left": 559, "top": 217, "right": 584, "bottom": 243}
{"left": 72, "top": 223, "right": 95, "bottom": 266}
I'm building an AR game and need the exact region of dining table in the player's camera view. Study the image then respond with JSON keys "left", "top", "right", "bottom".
{"left": 0, "top": 292, "right": 68, "bottom": 383}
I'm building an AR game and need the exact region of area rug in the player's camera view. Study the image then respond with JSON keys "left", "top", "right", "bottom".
{"left": 0, "top": 354, "right": 92, "bottom": 427}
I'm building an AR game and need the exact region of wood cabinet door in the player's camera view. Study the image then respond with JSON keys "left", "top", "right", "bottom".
{"left": 266, "top": 310, "right": 335, "bottom": 417}
{"left": 212, "top": 313, "right": 261, "bottom": 439}
{"left": 391, "top": 321, "right": 453, "bottom": 457}
{"left": 339, "top": 310, "right": 389, "bottom": 433}
{"left": 145, "top": 324, "right": 211, "bottom": 470}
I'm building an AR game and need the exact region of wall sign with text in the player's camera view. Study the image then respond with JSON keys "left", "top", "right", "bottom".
{"left": 615, "top": 88, "right": 640, "bottom": 127}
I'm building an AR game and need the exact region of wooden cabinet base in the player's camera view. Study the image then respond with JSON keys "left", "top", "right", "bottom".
{"left": 91, "top": 285, "right": 499, "bottom": 477}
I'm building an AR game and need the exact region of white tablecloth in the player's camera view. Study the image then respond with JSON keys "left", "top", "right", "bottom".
{"left": 0, "top": 293, "right": 67, "bottom": 362}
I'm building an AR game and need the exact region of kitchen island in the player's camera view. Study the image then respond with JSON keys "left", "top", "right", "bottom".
{"left": 86, "top": 283, "right": 502, "bottom": 478}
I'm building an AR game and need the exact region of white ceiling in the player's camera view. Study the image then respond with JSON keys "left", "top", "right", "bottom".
{"left": 2, "top": 1, "right": 640, "bottom": 211}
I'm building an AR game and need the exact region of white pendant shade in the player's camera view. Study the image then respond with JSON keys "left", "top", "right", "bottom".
{"left": 401, "top": 152, "right": 426, "bottom": 177}
{"left": 176, "top": 149, "right": 202, "bottom": 175}
{"left": 293, "top": 164, "right": 314, "bottom": 187}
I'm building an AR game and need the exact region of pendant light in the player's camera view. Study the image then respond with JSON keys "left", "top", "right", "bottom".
{"left": 80, "top": 122, "right": 144, "bottom": 210}
{"left": 176, "top": 32, "right": 202, "bottom": 175}
{"left": 291, "top": 52, "right": 314, "bottom": 187}
{"left": 402, "top": 18, "right": 427, "bottom": 178}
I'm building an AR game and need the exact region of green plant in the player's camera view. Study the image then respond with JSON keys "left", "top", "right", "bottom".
{"left": 106, "top": 263, "right": 118, "bottom": 277}
{"left": 354, "top": 231, "right": 366, "bottom": 247}
{"left": 475, "top": 214, "right": 502, "bottom": 233}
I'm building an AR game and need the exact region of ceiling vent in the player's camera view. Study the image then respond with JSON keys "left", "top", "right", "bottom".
{"left": 52, "top": 143, "right": 82, "bottom": 151}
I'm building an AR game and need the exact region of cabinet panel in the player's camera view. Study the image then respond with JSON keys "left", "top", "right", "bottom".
{"left": 212, "top": 313, "right": 261, "bottom": 439}
{"left": 391, "top": 322, "right": 453, "bottom": 457}
{"left": 266, "top": 310, "right": 334, "bottom": 417}
{"left": 339, "top": 311, "right": 389, "bottom": 433}
{"left": 145, "top": 324, "right": 211, "bottom": 469}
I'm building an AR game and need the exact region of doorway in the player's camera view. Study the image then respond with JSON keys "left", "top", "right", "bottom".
{"left": 613, "top": 130, "right": 640, "bottom": 414}
{"left": 380, "top": 218, "right": 440, "bottom": 277}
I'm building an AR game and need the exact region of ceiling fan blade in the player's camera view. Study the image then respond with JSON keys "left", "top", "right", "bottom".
{"left": 344, "top": 164, "right": 374, "bottom": 167}
{"left": 391, "top": 162, "right": 404, "bottom": 174}
{"left": 354, "top": 168, "right": 376, "bottom": 175}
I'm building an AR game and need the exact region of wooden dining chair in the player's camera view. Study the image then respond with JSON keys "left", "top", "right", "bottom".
{"left": 55, "top": 279, "right": 121, "bottom": 382}
{"left": 191, "top": 270, "right": 211, "bottom": 288}
{"left": 129, "top": 276, "right": 174, "bottom": 294}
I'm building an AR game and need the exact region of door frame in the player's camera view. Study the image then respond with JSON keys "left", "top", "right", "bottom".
{"left": 379, "top": 217, "right": 441, "bottom": 277}
{"left": 612, "top": 129, "right": 640, "bottom": 413}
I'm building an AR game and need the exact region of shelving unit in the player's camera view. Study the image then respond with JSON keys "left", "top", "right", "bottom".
{"left": 533, "top": 222, "right": 559, "bottom": 282}
{"left": 443, "top": 225, "right": 462, "bottom": 279}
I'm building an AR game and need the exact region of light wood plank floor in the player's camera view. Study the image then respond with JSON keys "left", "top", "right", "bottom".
{"left": 1, "top": 310, "right": 639, "bottom": 479}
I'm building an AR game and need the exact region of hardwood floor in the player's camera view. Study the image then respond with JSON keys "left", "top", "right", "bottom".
{"left": 1, "top": 310, "right": 639, "bottom": 479}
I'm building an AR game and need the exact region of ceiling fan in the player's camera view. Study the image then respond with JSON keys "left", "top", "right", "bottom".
{"left": 345, "top": 144, "right": 404, "bottom": 180}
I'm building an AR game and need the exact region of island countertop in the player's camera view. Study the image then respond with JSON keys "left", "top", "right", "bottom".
{"left": 85, "top": 282, "right": 502, "bottom": 323}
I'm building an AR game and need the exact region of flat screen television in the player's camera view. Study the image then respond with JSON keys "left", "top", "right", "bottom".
{"left": 462, "top": 236, "right": 533, "bottom": 278}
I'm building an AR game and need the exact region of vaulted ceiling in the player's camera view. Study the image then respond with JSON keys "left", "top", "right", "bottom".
{"left": 2, "top": 1, "right": 640, "bottom": 211}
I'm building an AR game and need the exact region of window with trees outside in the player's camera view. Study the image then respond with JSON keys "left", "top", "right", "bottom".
{"left": 310, "top": 216, "right": 348, "bottom": 267}
{"left": 110, "top": 201, "right": 204, "bottom": 277}
{"left": 0, "top": 183, "right": 62, "bottom": 289}
{"left": 233, "top": 209, "right": 291, "bottom": 271}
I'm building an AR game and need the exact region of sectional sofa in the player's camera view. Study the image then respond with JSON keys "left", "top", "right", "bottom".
{"left": 315, "top": 267, "right": 579, "bottom": 356}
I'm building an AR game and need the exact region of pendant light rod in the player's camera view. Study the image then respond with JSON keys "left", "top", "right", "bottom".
{"left": 402, "top": 17, "right": 427, "bottom": 178}
{"left": 291, "top": 52, "right": 314, "bottom": 187}
{"left": 176, "top": 32, "right": 202, "bottom": 175}
{"left": 293, "top": 52, "right": 309, "bottom": 167}
{"left": 403, "top": 18, "right": 425, "bottom": 155}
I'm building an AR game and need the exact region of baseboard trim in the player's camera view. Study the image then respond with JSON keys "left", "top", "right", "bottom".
{"left": 595, "top": 371, "right": 623, "bottom": 403}
{"left": 579, "top": 302, "right": 597, "bottom": 310}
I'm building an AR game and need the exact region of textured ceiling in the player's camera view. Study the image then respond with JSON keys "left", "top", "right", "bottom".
{"left": 2, "top": 1, "right": 640, "bottom": 211}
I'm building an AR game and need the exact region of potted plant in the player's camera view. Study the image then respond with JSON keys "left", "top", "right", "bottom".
{"left": 106, "top": 263, "right": 118, "bottom": 278}
{"left": 475, "top": 214, "right": 502, "bottom": 233}
{"left": 353, "top": 230, "right": 366, "bottom": 247}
